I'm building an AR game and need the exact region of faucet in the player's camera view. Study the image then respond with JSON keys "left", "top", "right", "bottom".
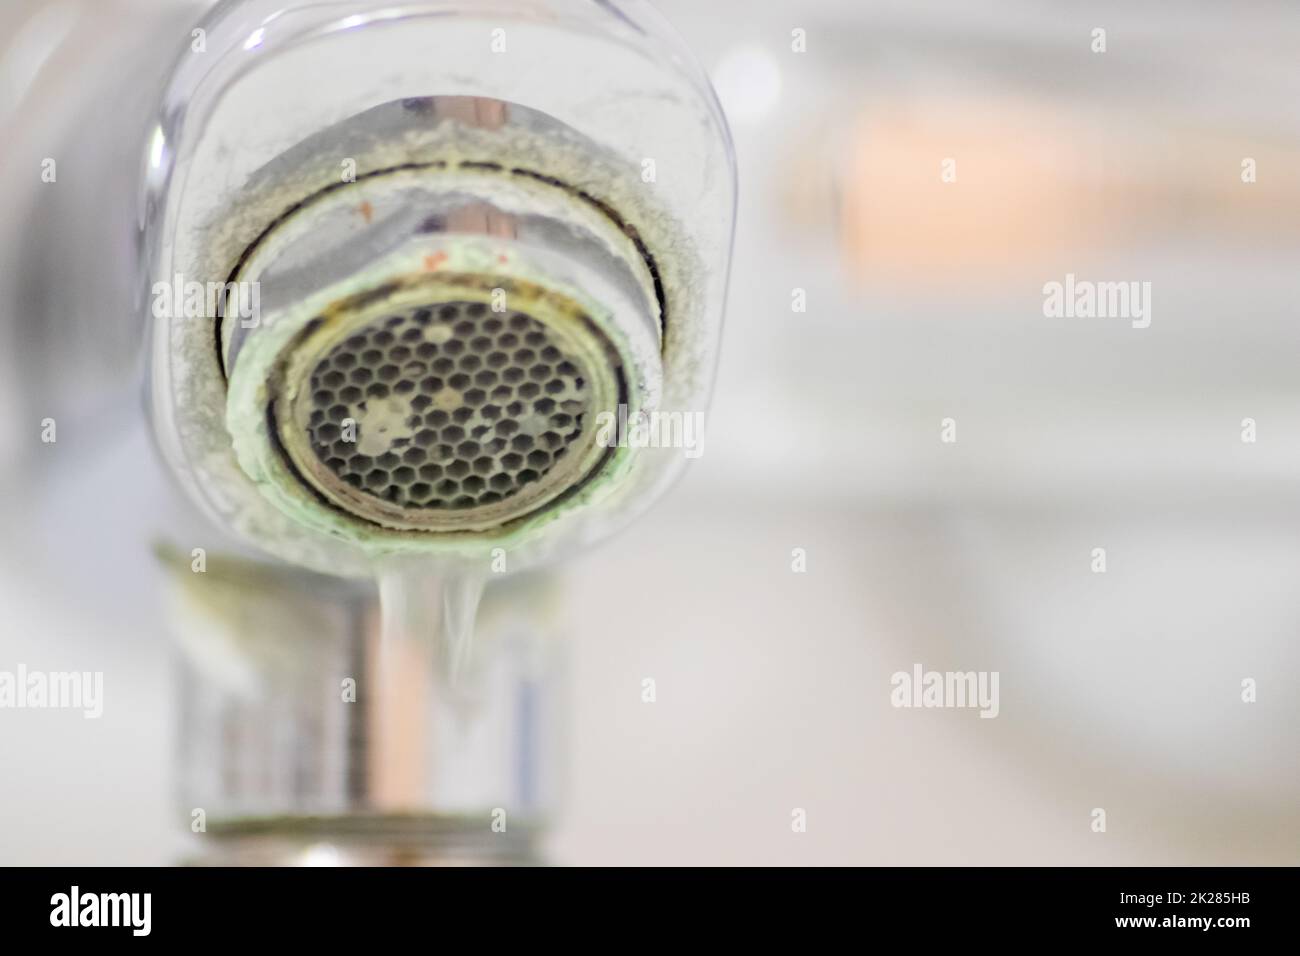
{"left": 0, "top": 0, "right": 734, "bottom": 863}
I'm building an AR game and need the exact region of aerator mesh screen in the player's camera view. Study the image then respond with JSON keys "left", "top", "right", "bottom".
{"left": 303, "top": 301, "right": 591, "bottom": 512}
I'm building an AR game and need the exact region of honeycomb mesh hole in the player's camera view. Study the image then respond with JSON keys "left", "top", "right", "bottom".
{"left": 297, "top": 301, "right": 595, "bottom": 516}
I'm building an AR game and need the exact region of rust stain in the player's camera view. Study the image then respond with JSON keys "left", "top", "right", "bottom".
{"left": 358, "top": 200, "right": 374, "bottom": 224}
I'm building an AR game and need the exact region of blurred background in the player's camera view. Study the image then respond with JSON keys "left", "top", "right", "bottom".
{"left": 0, "top": 0, "right": 1297, "bottom": 865}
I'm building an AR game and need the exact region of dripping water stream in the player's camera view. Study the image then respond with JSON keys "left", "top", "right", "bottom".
{"left": 368, "top": 558, "right": 487, "bottom": 810}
